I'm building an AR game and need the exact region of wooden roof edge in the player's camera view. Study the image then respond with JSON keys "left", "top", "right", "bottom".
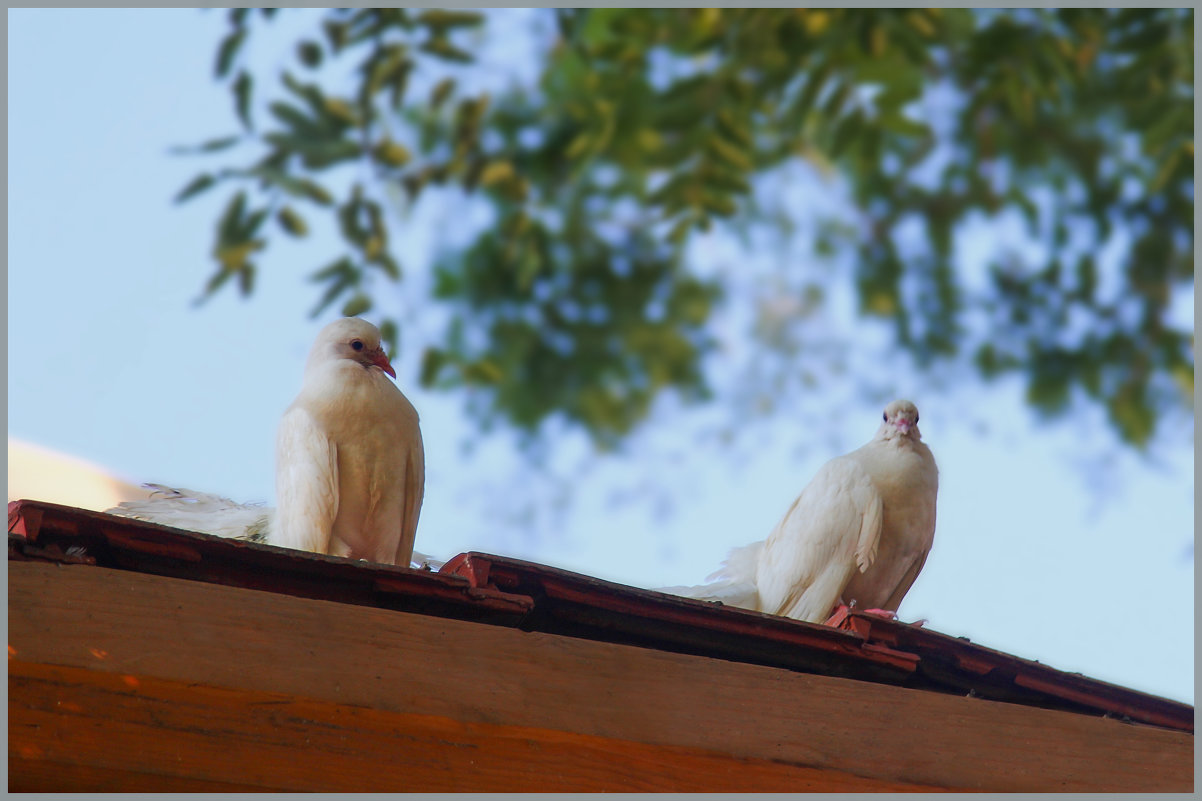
{"left": 441, "top": 549, "right": 1194, "bottom": 734}
{"left": 830, "top": 606, "right": 1194, "bottom": 734}
{"left": 8, "top": 498, "right": 1194, "bottom": 735}
{"left": 7, "top": 499, "right": 534, "bottom": 621}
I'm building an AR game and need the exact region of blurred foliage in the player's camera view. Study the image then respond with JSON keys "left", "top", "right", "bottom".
{"left": 178, "top": 8, "right": 1192, "bottom": 448}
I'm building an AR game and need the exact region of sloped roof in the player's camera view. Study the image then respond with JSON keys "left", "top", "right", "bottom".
{"left": 8, "top": 498, "right": 1193, "bottom": 735}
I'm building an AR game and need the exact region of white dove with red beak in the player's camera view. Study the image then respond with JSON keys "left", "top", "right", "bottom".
{"left": 660, "top": 400, "right": 938, "bottom": 624}
{"left": 105, "top": 318, "right": 428, "bottom": 568}
{"left": 272, "top": 317, "right": 425, "bottom": 565}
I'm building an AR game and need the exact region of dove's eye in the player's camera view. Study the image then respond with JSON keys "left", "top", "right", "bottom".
{"left": 351, "top": 340, "right": 364, "bottom": 352}
{"left": 883, "top": 412, "right": 888, "bottom": 422}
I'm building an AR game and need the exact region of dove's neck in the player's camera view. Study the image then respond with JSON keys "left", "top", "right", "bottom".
{"left": 296, "top": 359, "right": 417, "bottom": 434}
{"left": 856, "top": 433, "right": 938, "bottom": 493}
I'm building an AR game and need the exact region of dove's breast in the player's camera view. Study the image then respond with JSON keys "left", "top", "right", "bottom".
{"left": 841, "top": 438, "right": 938, "bottom": 611}
{"left": 304, "top": 362, "right": 423, "bottom": 563}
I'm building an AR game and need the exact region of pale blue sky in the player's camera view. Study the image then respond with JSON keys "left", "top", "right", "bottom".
{"left": 8, "top": 8, "right": 1194, "bottom": 704}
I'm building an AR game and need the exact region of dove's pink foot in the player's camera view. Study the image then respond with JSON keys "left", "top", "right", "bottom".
{"left": 862, "top": 608, "right": 898, "bottom": 620}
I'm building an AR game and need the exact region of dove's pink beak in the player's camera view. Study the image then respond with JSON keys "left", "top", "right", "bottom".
{"left": 895, "top": 418, "right": 913, "bottom": 434}
{"left": 370, "top": 348, "right": 397, "bottom": 379}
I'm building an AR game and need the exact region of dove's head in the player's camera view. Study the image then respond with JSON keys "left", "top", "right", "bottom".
{"left": 879, "top": 399, "right": 921, "bottom": 440}
{"left": 309, "top": 317, "right": 396, "bottom": 379}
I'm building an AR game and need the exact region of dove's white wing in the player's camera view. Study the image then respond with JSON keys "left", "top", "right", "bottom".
{"left": 273, "top": 405, "right": 339, "bottom": 556}
{"left": 755, "top": 457, "right": 883, "bottom": 623}
{"left": 396, "top": 437, "right": 426, "bottom": 566}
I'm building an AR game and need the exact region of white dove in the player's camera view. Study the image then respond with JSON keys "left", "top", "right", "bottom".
{"left": 662, "top": 400, "right": 938, "bottom": 623}
{"left": 107, "top": 318, "right": 429, "bottom": 569}
{"left": 273, "top": 317, "right": 425, "bottom": 565}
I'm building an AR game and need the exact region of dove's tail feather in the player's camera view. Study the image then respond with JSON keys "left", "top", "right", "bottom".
{"left": 105, "top": 484, "right": 272, "bottom": 542}
{"left": 655, "top": 541, "right": 764, "bottom": 612}
{"left": 107, "top": 483, "right": 442, "bottom": 569}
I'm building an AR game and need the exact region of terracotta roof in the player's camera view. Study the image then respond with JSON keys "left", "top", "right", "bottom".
{"left": 8, "top": 498, "right": 1193, "bottom": 735}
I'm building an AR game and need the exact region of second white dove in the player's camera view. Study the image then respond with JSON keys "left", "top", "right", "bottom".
{"left": 662, "top": 399, "right": 938, "bottom": 624}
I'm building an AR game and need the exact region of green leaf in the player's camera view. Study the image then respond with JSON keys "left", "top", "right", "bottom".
{"left": 308, "top": 260, "right": 359, "bottom": 317}
{"left": 819, "top": 80, "right": 853, "bottom": 120}
{"left": 462, "top": 359, "right": 504, "bottom": 384}
{"left": 564, "top": 131, "right": 593, "bottom": 160}
{"left": 667, "top": 214, "right": 697, "bottom": 245}
{"left": 715, "top": 109, "right": 753, "bottom": 150}
{"left": 174, "top": 173, "right": 217, "bottom": 204}
{"left": 648, "top": 172, "right": 697, "bottom": 208}
{"left": 170, "top": 135, "right": 242, "bottom": 155}
{"left": 298, "top": 39, "right": 323, "bottom": 68}
{"left": 701, "top": 191, "right": 737, "bottom": 217}
{"left": 217, "top": 190, "right": 249, "bottom": 244}
{"left": 199, "top": 266, "right": 235, "bottom": 300}
{"left": 337, "top": 188, "right": 370, "bottom": 246}
{"left": 701, "top": 164, "right": 751, "bottom": 196}
{"left": 277, "top": 206, "right": 308, "bottom": 237}
{"left": 269, "top": 101, "right": 316, "bottom": 134}
{"left": 214, "top": 240, "right": 265, "bottom": 273}
{"left": 417, "top": 9, "right": 484, "bottom": 30}
{"left": 419, "top": 347, "right": 447, "bottom": 386}
{"left": 430, "top": 77, "right": 456, "bottom": 109}
{"left": 232, "top": 71, "right": 253, "bottom": 130}
{"left": 791, "top": 62, "right": 832, "bottom": 123}
{"left": 322, "top": 97, "right": 358, "bottom": 128}
{"left": 402, "top": 170, "right": 428, "bottom": 201}
{"left": 215, "top": 29, "right": 246, "bottom": 79}
{"left": 374, "top": 252, "right": 402, "bottom": 280}
{"left": 373, "top": 138, "right": 412, "bottom": 167}
{"left": 379, "top": 319, "right": 399, "bottom": 356}
{"left": 363, "top": 44, "right": 414, "bottom": 111}
{"left": 828, "top": 111, "right": 865, "bottom": 159}
{"left": 878, "top": 110, "right": 929, "bottom": 139}
{"left": 323, "top": 19, "right": 347, "bottom": 52}
{"left": 420, "top": 35, "right": 474, "bottom": 64}
{"left": 1148, "top": 143, "right": 1184, "bottom": 194}
{"left": 1108, "top": 383, "right": 1156, "bottom": 446}
{"left": 269, "top": 172, "right": 335, "bottom": 205}
{"left": 705, "top": 134, "right": 753, "bottom": 172}
{"left": 310, "top": 278, "right": 352, "bottom": 318}
{"left": 281, "top": 72, "right": 327, "bottom": 115}
{"left": 299, "top": 139, "right": 362, "bottom": 170}
{"left": 238, "top": 262, "right": 256, "bottom": 295}
{"left": 386, "top": 58, "right": 414, "bottom": 110}
{"left": 477, "top": 160, "right": 516, "bottom": 188}
{"left": 311, "top": 256, "right": 355, "bottom": 283}
{"left": 240, "top": 207, "right": 270, "bottom": 239}
{"left": 341, "top": 293, "right": 372, "bottom": 317}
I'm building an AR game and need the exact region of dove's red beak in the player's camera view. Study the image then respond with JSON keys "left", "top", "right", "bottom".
{"left": 370, "top": 348, "right": 397, "bottom": 379}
